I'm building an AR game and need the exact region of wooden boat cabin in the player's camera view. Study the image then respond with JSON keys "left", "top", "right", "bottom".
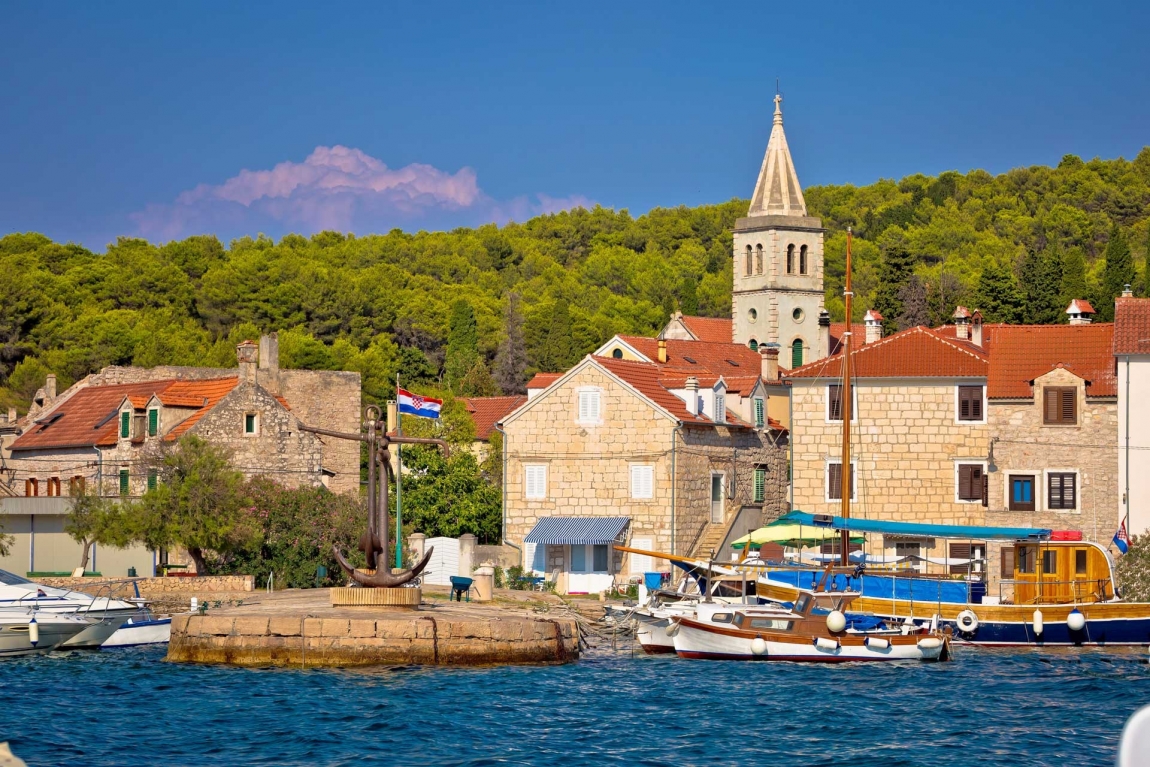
{"left": 1008, "top": 540, "right": 1116, "bottom": 604}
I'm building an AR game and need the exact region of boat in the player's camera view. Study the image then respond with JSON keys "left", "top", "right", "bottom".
{"left": 0, "top": 612, "right": 94, "bottom": 657}
{"left": 102, "top": 604, "right": 172, "bottom": 648}
{"left": 635, "top": 575, "right": 750, "bottom": 654}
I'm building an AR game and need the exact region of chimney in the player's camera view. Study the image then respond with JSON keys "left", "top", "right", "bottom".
{"left": 953, "top": 306, "right": 971, "bottom": 340}
{"left": 684, "top": 376, "right": 700, "bottom": 416}
{"left": 258, "top": 333, "right": 280, "bottom": 373}
{"left": 7, "top": 407, "right": 15, "bottom": 423}
{"left": 44, "top": 374, "right": 56, "bottom": 401}
{"left": 1122, "top": 284, "right": 1134, "bottom": 298}
{"left": 657, "top": 339, "right": 668, "bottom": 364}
{"left": 761, "top": 344, "right": 779, "bottom": 382}
{"left": 971, "top": 310, "right": 984, "bottom": 347}
{"left": 818, "top": 310, "right": 831, "bottom": 360}
{"left": 863, "top": 310, "right": 883, "bottom": 345}
{"left": 1066, "top": 299, "right": 1095, "bottom": 326}
{"left": 236, "top": 340, "right": 258, "bottom": 381}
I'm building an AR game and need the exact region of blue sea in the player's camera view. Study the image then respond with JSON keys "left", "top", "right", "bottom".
{"left": 1, "top": 646, "right": 1147, "bottom": 766}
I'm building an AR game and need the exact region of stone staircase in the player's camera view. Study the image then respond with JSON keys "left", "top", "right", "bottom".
{"left": 690, "top": 519, "right": 734, "bottom": 561}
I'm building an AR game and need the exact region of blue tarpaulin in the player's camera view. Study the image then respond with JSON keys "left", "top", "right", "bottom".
{"left": 524, "top": 516, "right": 630, "bottom": 545}
{"left": 761, "top": 569, "right": 975, "bottom": 604}
{"left": 778, "top": 511, "right": 1050, "bottom": 541}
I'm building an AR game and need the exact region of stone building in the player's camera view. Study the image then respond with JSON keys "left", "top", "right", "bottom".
{"left": 1114, "top": 294, "right": 1150, "bottom": 536}
{"left": 2, "top": 334, "right": 361, "bottom": 497}
{"left": 500, "top": 354, "right": 788, "bottom": 595}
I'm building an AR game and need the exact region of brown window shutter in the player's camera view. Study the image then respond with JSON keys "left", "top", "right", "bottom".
{"left": 982, "top": 473, "right": 989, "bottom": 506}
{"left": 958, "top": 465, "right": 971, "bottom": 499}
{"left": 959, "top": 390, "right": 970, "bottom": 420}
{"left": 829, "top": 463, "right": 842, "bottom": 500}
{"left": 1061, "top": 389, "right": 1076, "bottom": 424}
{"left": 1001, "top": 546, "right": 1015, "bottom": 576}
{"left": 1044, "top": 388, "right": 1058, "bottom": 423}
{"left": 829, "top": 385, "right": 842, "bottom": 421}
{"left": 972, "top": 388, "right": 983, "bottom": 420}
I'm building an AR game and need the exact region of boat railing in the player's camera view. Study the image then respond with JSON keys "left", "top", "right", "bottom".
{"left": 997, "top": 577, "right": 1110, "bottom": 605}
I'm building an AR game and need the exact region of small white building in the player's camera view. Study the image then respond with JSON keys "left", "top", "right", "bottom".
{"left": 1115, "top": 294, "right": 1150, "bottom": 535}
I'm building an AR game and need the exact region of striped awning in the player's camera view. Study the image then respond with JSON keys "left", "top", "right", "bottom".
{"left": 524, "top": 517, "right": 630, "bottom": 546}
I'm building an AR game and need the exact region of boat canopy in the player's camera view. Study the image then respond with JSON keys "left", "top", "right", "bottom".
{"left": 732, "top": 524, "right": 866, "bottom": 550}
{"left": 777, "top": 511, "right": 1050, "bottom": 541}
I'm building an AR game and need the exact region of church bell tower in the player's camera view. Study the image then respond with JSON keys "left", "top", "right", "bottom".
{"left": 731, "top": 93, "right": 825, "bottom": 369}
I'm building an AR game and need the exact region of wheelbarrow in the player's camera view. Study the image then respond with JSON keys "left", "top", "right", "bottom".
{"left": 449, "top": 576, "right": 473, "bottom": 602}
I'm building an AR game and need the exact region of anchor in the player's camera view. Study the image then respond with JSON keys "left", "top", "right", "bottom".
{"left": 300, "top": 405, "right": 450, "bottom": 588}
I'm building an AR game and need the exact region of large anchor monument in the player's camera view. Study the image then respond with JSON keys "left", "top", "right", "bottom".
{"left": 301, "top": 405, "right": 449, "bottom": 606}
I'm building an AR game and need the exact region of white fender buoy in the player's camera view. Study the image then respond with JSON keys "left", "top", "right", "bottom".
{"left": 751, "top": 636, "right": 768, "bottom": 656}
{"left": 1032, "top": 609, "right": 1044, "bottom": 636}
{"left": 664, "top": 622, "right": 680, "bottom": 637}
{"left": 864, "top": 637, "right": 890, "bottom": 650}
{"left": 1067, "top": 608, "right": 1086, "bottom": 632}
{"left": 956, "top": 609, "right": 979, "bottom": 633}
{"left": 826, "top": 610, "right": 847, "bottom": 633}
{"left": 814, "top": 636, "right": 840, "bottom": 651}
{"left": 917, "top": 637, "right": 942, "bottom": 651}
{"left": 28, "top": 616, "right": 39, "bottom": 647}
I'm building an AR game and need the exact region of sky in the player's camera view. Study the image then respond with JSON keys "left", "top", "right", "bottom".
{"left": 1, "top": 1, "right": 1148, "bottom": 250}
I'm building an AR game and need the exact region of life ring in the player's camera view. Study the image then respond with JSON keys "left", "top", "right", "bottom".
{"left": 956, "top": 609, "right": 979, "bottom": 634}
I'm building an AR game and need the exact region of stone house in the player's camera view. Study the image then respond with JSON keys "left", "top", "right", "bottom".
{"left": 500, "top": 354, "right": 788, "bottom": 595}
{"left": 1114, "top": 294, "right": 1150, "bottom": 536}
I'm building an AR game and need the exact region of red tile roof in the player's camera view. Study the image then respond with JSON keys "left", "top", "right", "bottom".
{"left": 461, "top": 395, "right": 527, "bottom": 440}
{"left": 1114, "top": 297, "right": 1150, "bottom": 355}
{"left": 11, "top": 378, "right": 239, "bottom": 451}
{"left": 786, "top": 326, "right": 988, "bottom": 379}
{"left": 526, "top": 373, "right": 562, "bottom": 390}
{"left": 156, "top": 393, "right": 210, "bottom": 408}
{"left": 988, "top": 324, "right": 1115, "bottom": 398}
{"left": 1067, "top": 299, "right": 1096, "bottom": 315}
{"left": 613, "top": 335, "right": 762, "bottom": 377}
{"left": 677, "top": 315, "right": 734, "bottom": 344}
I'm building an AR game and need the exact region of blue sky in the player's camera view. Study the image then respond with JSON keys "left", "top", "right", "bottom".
{"left": 2, "top": 1, "right": 1148, "bottom": 250}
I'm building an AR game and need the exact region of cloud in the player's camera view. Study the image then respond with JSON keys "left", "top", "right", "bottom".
{"left": 130, "top": 145, "right": 592, "bottom": 241}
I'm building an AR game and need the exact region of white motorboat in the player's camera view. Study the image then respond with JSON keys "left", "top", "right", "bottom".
{"left": 102, "top": 609, "right": 172, "bottom": 648}
{"left": 0, "top": 612, "right": 94, "bottom": 657}
{"left": 0, "top": 568, "right": 144, "bottom": 648}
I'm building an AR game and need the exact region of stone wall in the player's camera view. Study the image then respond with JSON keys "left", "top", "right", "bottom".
{"left": 37, "top": 574, "right": 254, "bottom": 595}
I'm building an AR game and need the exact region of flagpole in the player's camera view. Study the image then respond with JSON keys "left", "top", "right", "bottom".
{"left": 395, "top": 373, "right": 403, "bottom": 570}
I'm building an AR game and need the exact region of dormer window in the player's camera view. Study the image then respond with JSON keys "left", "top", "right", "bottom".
{"left": 148, "top": 408, "right": 159, "bottom": 437}
{"left": 714, "top": 392, "right": 726, "bottom": 422}
{"left": 1043, "top": 387, "right": 1076, "bottom": 425}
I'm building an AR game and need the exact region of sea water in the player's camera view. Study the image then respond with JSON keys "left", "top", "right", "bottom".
{"left": 1, "top": 646, "right": 1147, "bottom": 766}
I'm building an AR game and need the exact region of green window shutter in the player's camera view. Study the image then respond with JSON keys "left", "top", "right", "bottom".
{"left": 754, "top": 398, "right": 765, "bottom": 428}
{"left": 754, "top": 468, "right": 766, "bottom": 503}
{"left": 791, "top": 339, "right": 803, "bottom": 369}
{"left": 119, "top": 469, "right": 129, "bottom": 496}
{"left": 120, "top": 411, "right": 130, "bottom": 439}
{"left": 148, "top": 409, "right": 158, "bottom": 437}
{"left": 147, "top": 471, "right": 157, "bottom": 492}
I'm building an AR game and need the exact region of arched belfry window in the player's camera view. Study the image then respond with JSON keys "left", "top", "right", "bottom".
{"left": 755, "top": 244, "right": 763, "bottom": 275}
{"left": 800, "top": 244, "right": 809, "bottom": 275}
{"left": 745, "top": 245, "right": 753, "bottom": 276}
{"left": 749, "top": 339, "right": 758, "bottom": 351}
{"left": 791, "top": 338, "right": 804, "bottom": 368}
{"left": 786, "top": 244, "right": 795, "bottom": 275}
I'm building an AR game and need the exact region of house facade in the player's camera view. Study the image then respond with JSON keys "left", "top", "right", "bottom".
{"left": 1115, "top": 294, "right": 1150, "bottom": 536}
{"left": 500, "top": 354, "right": 788, "bottom": 595}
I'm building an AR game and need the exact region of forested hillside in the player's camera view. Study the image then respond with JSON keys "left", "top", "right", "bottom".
{"left": 3, "top": 149, "right": 1149, "bottom": 413}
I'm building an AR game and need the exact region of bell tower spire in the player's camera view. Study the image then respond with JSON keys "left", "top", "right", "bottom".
{"left": 748, "top": 92, "right": 807, "bottom": 217}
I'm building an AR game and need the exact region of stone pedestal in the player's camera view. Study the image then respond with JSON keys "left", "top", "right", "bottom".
{"left": 409, "top": 533, "right": 426, "bottom": 562}
{"left": 330, "top": 587, "right": 421, "bottom": 608}
{"left": 459, "top": 533, "right": 476, "bottom": 577}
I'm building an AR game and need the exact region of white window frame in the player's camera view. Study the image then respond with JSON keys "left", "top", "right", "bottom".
{"left": 713, "top": 390, "right": 726, "bottom": 423}
{"left": 954, "top": 460, "right": 988, "bottom": 504}
{"left": 524, "top": 464, "right": 548, "bottom": 500}
{"left": 824, "top": 459, "right": 857, "bottom": 503}
{"left": 954, "top": 384, "right": 987, "bottom": 425}
{"left": 569, "top": 544, "right": 610, "bottom": 574}
{"left": 243, "top": 411, "right": 260, "bottom": 436}
{"left": 575, "top": 387, "right": 602, "bottom": 425}
{"left": 824, "top": 384, "right": 858, "bottom": 424}
{"left": 630, "top": 464, "right": 654, "bottom": 500}
{"left": 1043, "top": 468, "right": 1080, "bottom": 513}
{"left": 1003, "top": 471, "right": 1041, "bottom": 512}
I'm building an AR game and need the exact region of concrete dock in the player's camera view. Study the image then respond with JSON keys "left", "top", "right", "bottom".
{"left": 167, "top": 587, "right": 581, "bottom": 668}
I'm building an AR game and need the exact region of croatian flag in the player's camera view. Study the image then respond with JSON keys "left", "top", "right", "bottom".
{"left": 1114, "top": 519, "right": 1130, "bottom": 555}
{"left": 397, "top": 388, "right": 442, "bottom": 419}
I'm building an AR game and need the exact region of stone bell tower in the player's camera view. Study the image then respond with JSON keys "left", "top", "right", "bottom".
{"left": 731, "top": 93, "right": 825, "bottom": 369}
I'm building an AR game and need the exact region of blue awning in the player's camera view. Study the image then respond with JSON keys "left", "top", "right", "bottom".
{"left": 524, "top": 517, "right": 630, "bottom": 545}
{"left": 777, "top": 511, "right": 1050, "bottom": 541}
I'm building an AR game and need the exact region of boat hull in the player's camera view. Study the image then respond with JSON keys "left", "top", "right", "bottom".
{"left": 62, "top": 615, "right": 132, "bottom": 648}
{"left": 0, "top": 618, "right": 90, "bottom": 657}
{"left": 635, "top": 613, "right": 676, "bottom": 654}
{"left": 103, "top": 617, "right": 171, "bottom": 648}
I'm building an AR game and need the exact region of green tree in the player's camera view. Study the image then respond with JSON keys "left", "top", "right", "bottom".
{"left": 398, "top": 447, "right": 502, "bottom": 544}
{"left": 679, "top": 275, "right": 699, "bottom": 315}
{"left": 493, "top": 293, "right": 527, "bottom": 394}
{"left": 536, "top": 299, "right": 576, "bottom": 372}
{"left": 872, "top": 231, "right": 917, "bottom": 334}
{"left": 1115, "top": 534, "right": 1150, "bottom": 601}
{"left": 1141, "top": 228, "right": 1150, "bottom": 297}
{"left": 132, "top": 436, "right": 255, "bottom": 574}
{"left": 974, "top": 259, "right": 1025, "bottom": 323}
{"left": 1060, "top": 247, "right": 1089, "bottom": 317}
{"left": 458, "top": 358, "right": 500, "bottom": 397}
{"left": 896, "top": 275, "right": 929, "bottom": 330}
{"left": 64, "top": 490, "right": 134, "bottom": 570}
{"left": 1019, "top": 246, "right": 1063, "bottom": 324}
{"left": 1100, "top": 226, "right": 1135, "bottom": 321}
{"left": 443, "top": 300, "right": 480, "bottom": 391}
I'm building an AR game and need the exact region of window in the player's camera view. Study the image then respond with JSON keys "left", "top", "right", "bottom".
{"left": 244, "top": 413, "right": 258, "bottom": 435}
{"left": 754, "top": 467, "right": 766, "bottom": 503}
{"left": 748, "top": 308, "right": 758, "bottom": 322}
{"left": 147, "top": 471, "right": 158, "bottom": 492}
{"left": 786, "top": 244, "right": 795, "bottom": 274}
{"left": 827, "top": 461, "right": 855, "bottom": 502}
{"left": 1048, "top": 472, "right": 1077, "bottom": 510}
{"left": 571, "top": 544, "right": 586, "bottom": 572}
{"left": 711, "top": 612, "right": 733, "bottom": 624}
{"left": 148, "top": 408, "right": 159, "bottom": 437}
{"left": 792, "top": 308, "right": 804, "bottom": 322}
{"left": 755, "top": 244, "right": 763, "bottom": 274}
{"left": 948, "top": 543, "right": 986, "bottom": 576}
{"left": 630, "top": 465, "right": 654, "bottom": 499}
{"left": 754, "top": 398, "right": 765, "bottom": 428}
{"left": 47, "top": 477, "right": 61, "bottom": 497}
{"left": 1001, "top": 546, "right": 1016, "bottom": 577}
{"left": 1009, "top": 475, "right": 1036, "bottom": 511}
{"left": 791, "top": 338, "right": 803, "bottom": 368}
{"left": 1017, "top": 546, "right": 1035, "bottom": 574}
{"left": 577, "top": 389, "right": 601, "bottom": 423}
{"left": 120, "top": 411, "right": 131, "bottom": 439}
{"left": 571, "top": 544, "right": 609, "bottom": 573}
{"left": 69, "top": 476, "right": 85, "bottom": 496}
{"left": 799, "top": 244, "right": 808, "bottom": 275}
{"left": 749, "top": 339, "right": 758, "bottom": 352}
{"left": 745, "top": 245, "right": 753, "bottom": 276}
{"left": 1041, "top": 549, "right": 1058, "bottom": 574}
{"left": 25, "top": 478, "right": 40, "bottom": 497}
{"left": 612, "top": 348, "right": 623, "bottom": 359}
{"left": 827, "top": 384, "right": 856, "bottom": 422}
{"left": 1043, "top": 387, "right": 1076, "bottom": 425}
{"left": 119, "top": 469, "right": 129, "bottom": 496}
{"left": 957, "top": 385, "right": 984, "bottom": 422}
{"left": 1075, "top": 549, "right": 1088, "bottom": 575}
{"left": 895, "top": 541, "right": 923, "bottom": 572}
{"left": 593, "top": 544, "right": 609, "bottom": 572}
{"left": 524, "top": 465, "right": 547, "bottom": 499}
{"left": 714, "top": 392, "right": 725, "bottom": 422}
{"left": 956, "top": 463, "right": 985, "bottom": 503}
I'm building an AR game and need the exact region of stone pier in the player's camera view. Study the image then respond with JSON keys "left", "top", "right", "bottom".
{"left": 167, "top": 587, "right": 579, "bottom": 668}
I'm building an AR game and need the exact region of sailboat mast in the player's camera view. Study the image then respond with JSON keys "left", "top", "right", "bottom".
{"left": 840, "top": 227, "right": 853, "bottom": 567}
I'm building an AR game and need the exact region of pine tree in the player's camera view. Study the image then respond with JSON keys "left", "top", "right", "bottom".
{"left": 974, "top": 259, "right": 1025, "bottom": 323}
{"left": 443, "top": 300, "right": 479, "bottom": 392}
{"left": 926, "top": 272, "right": 966, "bottom": 327}
{"left": 537, "top": 299, "right": 575, "bottom": 372}
{"left": 1060, "top": 247, "right": 1089, "bottom": 320}
{"left": 458, "top": 358, "right": 500, "bottom": 397}
{"left": 896, "top": 275, "right": 929, "bottom": 330}
{"left": 679, "top": 275, "right": 699, "bottom": 316}
{"left": 872, "top": 231, "right": 917, "bottom": 334}
{"left": 1141, "top": 227, "right": 1150, "bottom": 298}
{"left": 1100, "top": 225, "right": 1134, "bottom": 321}
{"left": 493, "top": 293, "right": 527, "bottom": 395}
{"left": 1019, "top": 246, "right": 1063, "bottom": 324}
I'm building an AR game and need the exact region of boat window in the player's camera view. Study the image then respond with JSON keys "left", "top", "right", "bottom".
{"left": 710, "top": 613, "right": 733, "bottom": 623}
{"left": 1041, "top": 549, "right": 1058, "bottom": 575}
{"left": 0, "top": 569, "right": 33, "bottom": 586}
{"left": 749, "top": 618, "right": 792, "bottom": 631}
{"left": 1017, "top": 547, "right": 1035, "bottom": 574}
{"left": 1075, "top": 549, "right": 1088, "bottom": 575}
{"left": 795, "top": 594, "right": 812, "bottom": 614}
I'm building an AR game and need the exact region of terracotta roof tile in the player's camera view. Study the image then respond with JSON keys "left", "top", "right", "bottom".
{"left": 163, "top": 378, "right": 241, "bottom": 440}
{"left": 156, "top": 393, "right": 209, "bottom": 408}
{"left": 1114, "top": 297, "right": 1150, "bottom": 355}
{"left": 988, "top": 324, "right": 1115, "bottom": 398}
{"left": 461, "top": 395, "right": 527, "bottom": 440}
{"left": 275, "top": 395, "right": 291, "bottom": 411}
{"left": 1067, "top": 299, "right": 1096, "bottom": 315}
{"left": 126, "top": 395, "right": 150, "bottom": 409}
{"left": 677, "top": 315, "right": 734, "bottom": 344}
{"left": 786, "top": 326, "right": 988, "bottom": 379}
{"left": 613, "top": 335, "right": 762, "bottom": 375}
{"left": 526, "top": 373, "right": 562, "bottom": 390}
